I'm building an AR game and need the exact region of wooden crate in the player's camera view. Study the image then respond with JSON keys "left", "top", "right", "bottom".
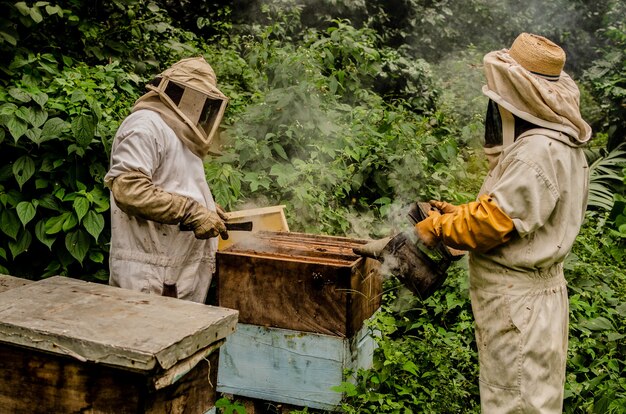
{"left": 217, "top": 319, "right": 378, "bottom": 411}
{"left": 216, "top": 231, "right": 382, "bottom": 337}
{"left": 216, "top": 232, "right": 382, "bottom": 410}
{"left": 0, "top": 276, "right": 238, "bottom": 414}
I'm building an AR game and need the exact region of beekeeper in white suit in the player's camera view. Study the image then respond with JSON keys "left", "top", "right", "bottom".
{"left": 105, "top": 57, "right": 229, "bottom": 303}
{"left": 416, "top": 33, "right": 591, "bottom": 412}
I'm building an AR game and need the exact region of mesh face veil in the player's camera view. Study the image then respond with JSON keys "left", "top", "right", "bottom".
{"left": 147, "top": 76, "right": 228, "bottom": 148}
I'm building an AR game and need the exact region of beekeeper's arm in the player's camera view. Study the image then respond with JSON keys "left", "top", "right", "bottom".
{"left": 416, "top": 154, "right": 560, "bottom": 252}
{"left": 415, "top": 194, "right": 515, "bottom": 252}
{"left": 105, "top": 126, "right": 227, "bottom": 240}
{"left": 110, "top": 172, "right": 227, "bottom": 239}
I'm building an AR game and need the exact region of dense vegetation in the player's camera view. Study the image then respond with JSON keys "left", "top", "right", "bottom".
{"left": 1, "top": 0, "right": 625, "bottom": 412}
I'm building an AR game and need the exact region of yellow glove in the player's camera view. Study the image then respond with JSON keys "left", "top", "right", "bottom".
{"left": 415, "top": 194, "right": 515, "bottom": 252}
{"left": 429, "top": 200, "right": 459, "bottom": 214}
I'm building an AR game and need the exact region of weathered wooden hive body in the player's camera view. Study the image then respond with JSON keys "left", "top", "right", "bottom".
{"left": 216, "top": 231, "right": 382, "bottom": 410}
{"left": 0, "top": 275, "right": 238, "bottom": 414}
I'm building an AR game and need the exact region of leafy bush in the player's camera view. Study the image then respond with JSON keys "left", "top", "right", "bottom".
{"left": 0, "top": 55, "right": 139, "bottom": 279}
{"left": 333, "top": 263, "right": 480, "bottom": 413}
{"left": 563, "top": 212, "right": 626, "bottom": 413}
{"left": 206, "top": 11, "right": 472, "bottom": 238}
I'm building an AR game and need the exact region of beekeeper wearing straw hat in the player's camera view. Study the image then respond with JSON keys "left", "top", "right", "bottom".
{"left": 416, "top": 33, "right": 591, "bottom": 412}
{"left": 105, "top": 57, "right": 230, "bottom": 303}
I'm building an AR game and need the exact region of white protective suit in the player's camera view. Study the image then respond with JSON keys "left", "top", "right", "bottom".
{"left": 105, "top": 109, "right": 219, "bottom": 303}
{"left": 470, "top": 128, "right": 588, "bottom": 412}
{"left": 469, "top": 34, "right": 591, "bottom": 413}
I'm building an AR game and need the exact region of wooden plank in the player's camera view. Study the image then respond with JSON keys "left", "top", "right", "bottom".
{"left": 0, "top": 276, "right": 238, "bottom": 371}
{"left": 217, "top": 321, "right": 378, "bottom": 411}
{"left": 0, "top": 343, "right": 219, "bottom": 414}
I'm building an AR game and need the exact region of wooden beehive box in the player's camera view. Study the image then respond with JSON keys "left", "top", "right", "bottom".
{"left": 218, "top": 205, "right": 290, "bottom": 251}
{"left": 216, "top": 231, "right": 382, "bottom": 410}
{"left": 216, "top": 231, "right": 381, "bottom": 337}
{"left": 0, "top": 276, "right": 238, "bottom": 414}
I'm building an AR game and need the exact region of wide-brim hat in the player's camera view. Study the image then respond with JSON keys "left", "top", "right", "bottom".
{"left": 482, "top": 33, "right": 591, "bottom": 144}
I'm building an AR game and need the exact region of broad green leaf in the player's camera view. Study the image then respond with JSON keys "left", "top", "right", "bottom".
{"left": 14, "top": 106, "right": 30, "bottom": 122}
{"left": 0, "top": 30, "right": 17, "bottom": 46}
{"left": 273, "top": 143, "right": 289, "bottom": 160}
{"left": 35, "top": 178, "right": 49, "bottom": 189}
{"left": 62, "top": 212, "right": 78, "bottom": 232}
{"left": 73, "top": 197, "right": 89, "bottom": 222}
{"left": 28, "top": 107, "right": 48, "bottom": 128}
{"left": 41, "top": 117, "right": 67, "bottom": 141}
{"left": 9, "top": 88, "right": 31, "bottom": 103}
{"left": 70, "top": 89, "right": 87, "bottom": 103}
{"left": 89, "top": 251, "right": 104, "bottom": 263}
{"left": 0, "top": 188, "right": 21, "bottom": 207}
{"left": 0, "top": 209, "right": 20, "bottom": 239}
{"left": 45, "top": 4, "right": 63, "bottom": 16}
{"left": 16, "top": 201, "right": 36, "bottom": 227}
{"left": 71, "top": 114, "right": 95, "bottom": 147}
{"left": 0, "top": 102, "right": 17, "bottom": 116}
{"left": 32, "top": 92, "right": 48, "bottom": 107}
{"left": 44, "top": 212, "right": 71, "bottom": 234}
{"left": 29, "top": 6, "right": 43, "bottom": 23}
{"left": 9, "top": 229, "right": 32, "bottom": 259}
{"left": 38, "top": 194, "right": 61, "bottom": 211}
{"left": 14, "top": 2, "right": 30, "bottom": 15}
{"left": 65, "top": 229, "right": 90, "bottom": 265}
{"left": 0, "top": 247, "right": 6, "bottom": 260}
{"left": 580, "top": 316, "right": 615, "bottom": 331}
{"left": 6, "top": 117, "right": 28, "bottom": 141}
{"left": 35, "top": 220, "right": 55, "bottom": 250}
{"left": 25, "top": 127, "right": 42, "bottom": 144}
{"left": 12, "top": 155, "right": 35, "bottom": 189}
{"left": 83, "top": 210, "right": 104, "bottom": 240}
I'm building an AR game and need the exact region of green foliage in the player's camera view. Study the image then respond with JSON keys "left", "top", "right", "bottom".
{"left": 335, "top": 263, "right": 480, "bottom": 413}
{"left": 1, "top": 0, "right": 203, "bottom": 74}
{"left": 587, "top": 144, "right": 626, "bottom": 211}
{"left": 0, "top": 54, "right": 139, "bottom": 279}
{"left": 563, "top": 213, "right": 626, "bottom": 412}
{"left": 206, "top": 11, "right": 471, "bottom": 237}
{"left": 583, "top": 0, "right": 626, "bottom": 151}
{"left": 215, "top": 396, "right": 246, "bottom": 414}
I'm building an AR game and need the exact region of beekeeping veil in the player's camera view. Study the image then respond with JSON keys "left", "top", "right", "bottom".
{"left": 133, "top": 57, "right": 229, "bottom": 158}
{"left": 481, "top": 33, "right": 591, "bottom": 167}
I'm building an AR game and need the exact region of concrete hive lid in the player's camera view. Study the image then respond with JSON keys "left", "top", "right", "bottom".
{"left": 0, "top": 276, "right": 238, "bottom": 372}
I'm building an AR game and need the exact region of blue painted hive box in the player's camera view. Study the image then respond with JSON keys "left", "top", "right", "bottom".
{"left": 215, "top": 231, "right": 382, "bottom": 410}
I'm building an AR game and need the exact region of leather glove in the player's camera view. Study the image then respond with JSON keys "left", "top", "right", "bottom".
{"left": 110, "top": 171, "right": 228, "bottom": 239}
{"left": 181, "top": 200, "right": 228, "bottom": 240}
{"left": 415, "top": 194, "right": 515, "bottom": 252}
{"left": 215, "top": 203, "right": 228, "bottom": 221}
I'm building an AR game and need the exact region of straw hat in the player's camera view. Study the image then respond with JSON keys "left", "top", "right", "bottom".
{"left": 482, "top": 33, "right": 591, "bottom": 144}
{"left": 508, "top": 33, "right": 565, "bottom": 80}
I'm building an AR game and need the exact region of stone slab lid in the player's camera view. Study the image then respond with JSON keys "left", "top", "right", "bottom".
{"left": 0, "top": 274, "right": 32, "bottom": 294}
{"left": 0, "top": 276, "right": 238, "bottom": 372}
